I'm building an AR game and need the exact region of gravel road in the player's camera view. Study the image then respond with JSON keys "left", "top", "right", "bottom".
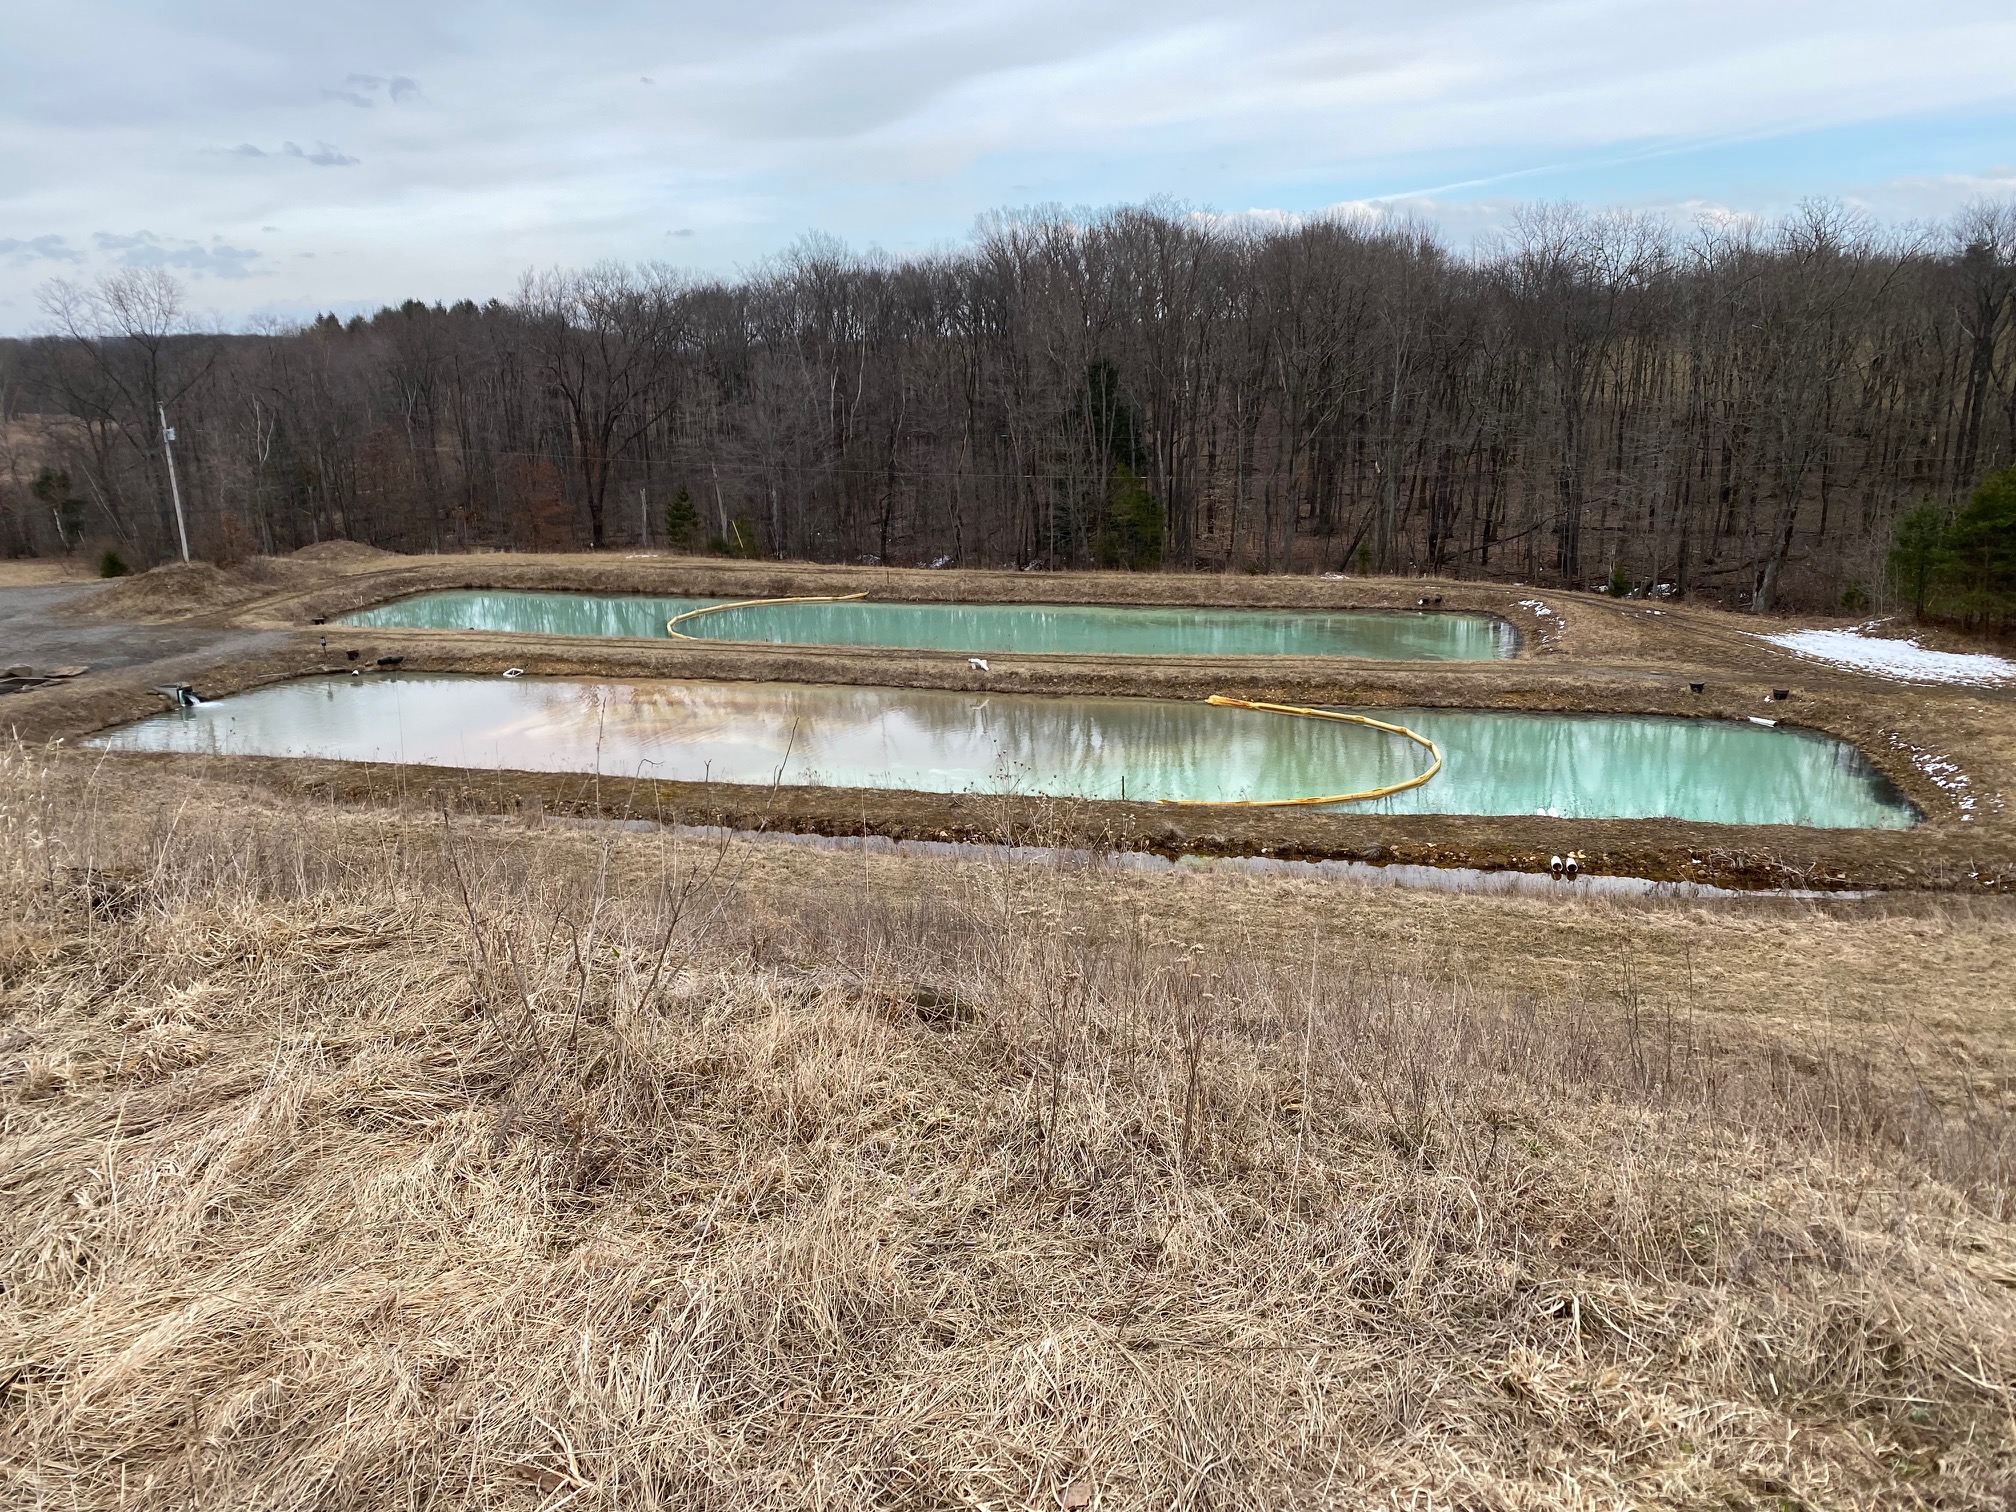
{"left": 0, "top": 582, "right": 289, "bottom": 683}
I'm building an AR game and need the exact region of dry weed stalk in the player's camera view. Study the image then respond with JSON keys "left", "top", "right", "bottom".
{"left": 0, "top": 746, "right": 2012, "bottom": 1509}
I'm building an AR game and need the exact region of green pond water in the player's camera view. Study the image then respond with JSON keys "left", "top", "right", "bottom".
{"left": 342, "top": 590, "right": 1516, "bottom": 660}
{"left": 91, "top": 674, "right": 1917, "bottom": 829}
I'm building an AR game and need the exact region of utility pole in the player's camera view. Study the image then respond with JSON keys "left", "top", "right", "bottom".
{"left": 159, "top": 403, "right": 190, "bottom": 562}
{"left": 639, "top": 485, "right": 648, "bottom": 549}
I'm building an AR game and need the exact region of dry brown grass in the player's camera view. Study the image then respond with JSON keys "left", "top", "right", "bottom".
{"left": 0, "top": 560, "right": 94, "bottom": 588}
{"left": 289, "top": 540, "right": 395, "bottom": 565}
{"left": 48, "top": 545, "right": 387, "bottom": 622}
{"left": 2, "top": 750, "right": 2014, "bottom": 1509}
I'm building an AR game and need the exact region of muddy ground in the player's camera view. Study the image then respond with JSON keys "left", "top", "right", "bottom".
{"left": 5, "top": 549, "right": 2013, "bottom": 893}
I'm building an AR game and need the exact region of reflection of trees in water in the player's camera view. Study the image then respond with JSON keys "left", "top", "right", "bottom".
{"left": 676, "top": 601, "right": 1507, "bottom": 660}
{"left": 118, "top": 675, "right": 1910, "bottom": 826}
{"left": 353, "top": 591, "right": 720, "bottom": 638}
{"left": 527, "top": 691, "right": 1907, "bottom": 824}
{"left": 1374, "top": 710, "right": 1907, "bottom": 825}
{"left": 522, "top": 681, "right": 1414, "bottom": 802}
{"left": 355, "top": 593, "right": 1516, "bottom": 662}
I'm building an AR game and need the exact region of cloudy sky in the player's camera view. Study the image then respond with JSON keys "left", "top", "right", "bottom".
{"left": 2, "top": 0, "right": 2013, "bottom": 330}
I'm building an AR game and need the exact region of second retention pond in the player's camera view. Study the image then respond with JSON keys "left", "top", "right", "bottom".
{"left": 92, "top": 673, "right": 1916, "bottom": 828}
{"left": 343, "top": 590, "right": 1516, "bottom": 660}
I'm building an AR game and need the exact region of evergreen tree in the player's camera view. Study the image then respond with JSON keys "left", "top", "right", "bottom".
{"left": 663, "top": 486, "right": 699, "bottom": 548}
{"left": 1943, "top": 466, "right": 2016, "bottom": 627}
{"left": 1106, "top": 464, "right": 1164, "bottom": 570}
{"left": 1888, "top": 505, "right": 1947, "bottom": 617}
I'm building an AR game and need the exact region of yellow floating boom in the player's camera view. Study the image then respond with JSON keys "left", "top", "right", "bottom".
{"left": 1157, "top": 696, "right": 1442, "bottom": 808}
{"left": 666, "top": 591, "right": 870, "bottom": 639}
{"left": 662, "top": 594, "right": 1444, "bottom": 808}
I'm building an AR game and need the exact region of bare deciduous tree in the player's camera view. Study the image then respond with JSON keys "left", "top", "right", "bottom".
{"left": 7, "top": 198, "right": 2015, "bottom": 613}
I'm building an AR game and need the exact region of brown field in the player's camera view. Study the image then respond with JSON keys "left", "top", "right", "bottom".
{"left": 0, "top": 559, "right": 94, "bottom": 587}
{"left": 1, "top": 746, "right": 2013, "bottom": 1509}
{"left": 0, "top": 413, "right": 86, "bottom": 477}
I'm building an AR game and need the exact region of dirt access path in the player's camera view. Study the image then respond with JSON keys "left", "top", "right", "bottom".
{"left": 0, "top": 580, "right": 288, "bottom": 683}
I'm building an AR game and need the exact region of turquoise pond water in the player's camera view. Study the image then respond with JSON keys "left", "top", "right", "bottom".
{"left": 341, "top": 591, "right": 1516, "bottom": 660}
{"left": 91, "top": 674, "right": 1918, "bottom": 829}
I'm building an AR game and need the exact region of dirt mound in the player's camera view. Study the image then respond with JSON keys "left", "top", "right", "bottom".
{"left": 291, "top": 539, "right": 392, "bottom": 564}
{"left": 70, "top": 561, "right": 257, "bottom": 621}
{"left": 65, "top": 557, "right": 321, "bottom": 622}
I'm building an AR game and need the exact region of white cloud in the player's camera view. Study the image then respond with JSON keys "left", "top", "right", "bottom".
{"left": 206, "top": 141, "right": 359, "bottom": 166}
{"left": 0, "top": 235, "right": 87, "bottom": 266}
{"left": 280, "top": 140, "right": 361, "bottom": 167}
{"left": 322, "top": 73, "right": 423, "bottom": 109}
{"left": 0, "top": 0, "right": 2011, "bottom": 324}
{"left": 1846, "top": 166, "right": 2016, "bottom": 219}
{"left": 91, "top": 230, "right": 265, "bottom": 279}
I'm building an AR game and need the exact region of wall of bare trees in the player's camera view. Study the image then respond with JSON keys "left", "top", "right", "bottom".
{"left": 3, "top": 199, "right": 2014, "bottom": 612}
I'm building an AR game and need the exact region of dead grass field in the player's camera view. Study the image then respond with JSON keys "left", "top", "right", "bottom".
{"left": 3, "top": 749, "right": 2013, "bottom": 1509}
{"left": 0, "top": 559, "right": 95, "bottom": 588}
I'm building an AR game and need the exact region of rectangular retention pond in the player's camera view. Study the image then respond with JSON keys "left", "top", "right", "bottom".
{"left": 342, "top": 590, "right": 1516, "bottom": 660}
{"left": 92, "top": 674, "right": 1917, "bottom": 829}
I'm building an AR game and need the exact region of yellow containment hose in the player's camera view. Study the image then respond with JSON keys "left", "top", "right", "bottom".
{"left": 667, "top": 591, "right": 870, "bottom": 640}
{"left": 1157, "top": 696, "right": 1443, "bottom": 808}
{"left": 661, "top": 593, "right": 1445, "bottom": 809}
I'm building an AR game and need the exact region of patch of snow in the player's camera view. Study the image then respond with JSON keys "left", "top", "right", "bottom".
{"left": 1759, "top": 626, "right": 2016, "bottom": 687}
{"left": 1507, "top": 600, "right": 1564, "bottom": 653}
{"left": 1882, "top": 731, "right": 1985, "bottom": 822}
{"left": 1512, "top": 598, "right": 1563, "bottom": 651}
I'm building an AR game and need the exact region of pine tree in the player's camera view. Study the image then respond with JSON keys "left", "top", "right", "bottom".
{"left": 1107, "top": 464, "right": 1163, "bottom": 570}
{"left": 1888, "top": 506, "right": 1946, "bottom": 617}
{"left": 1943, "top": 466, "right": 2016, "bottom": 628}
{"left": 664, "top": 486, "right": 699, "bottom": 548}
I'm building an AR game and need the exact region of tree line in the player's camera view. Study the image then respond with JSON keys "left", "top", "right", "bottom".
{"left": 3, "top": 198, "right": 2015, "bottom": 614}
